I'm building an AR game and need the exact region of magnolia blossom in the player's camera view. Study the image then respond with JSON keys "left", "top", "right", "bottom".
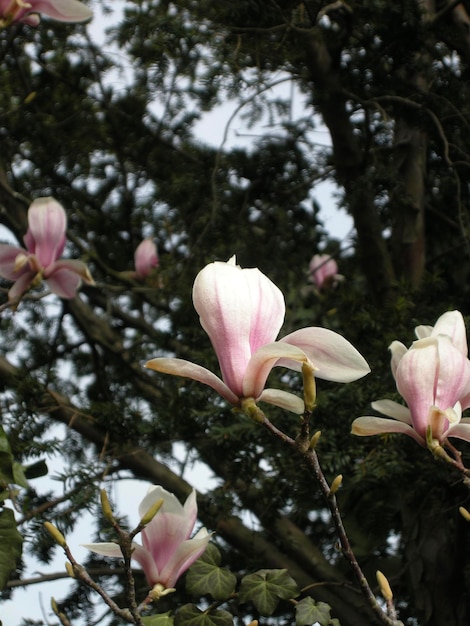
{"left": 309, "top": 254, "right": 343, "bottom": 290}
{"left": 0, "top": 0, "right": 92, "bottom": 26}
{"left": 352, "top": 311, "right": 470, "bottom": 446}
{"left": 0, "top": 197, "right": 93, "bottom": 302}
{"left": 83, "top": 486, "right": 211, "bottom": 589}
{"left": 134, "top": 238, "right": 159, "bottom": 280}
{"left": 146, "top": 257, "right": 369, "bottom": 414}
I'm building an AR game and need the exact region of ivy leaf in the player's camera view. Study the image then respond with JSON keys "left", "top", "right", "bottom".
{"left": 295, "top": 597, "right": 334, "bottom": 626}
{"left": 239, "top": 569, "right": 299, "bottom": 615}
{"left": 142, "top": 612, "right": 174, "bottom": 626}
{"left": 186, "top": 545, "right": 237, "bottom": 600}
{"left": 198, "top": 543, "right": 222, "bottom": 566}
{"left": 175, "top": 604, "right": 233, "bottom": 626}
{"left": 0, "top": 508, "right": 23, "bottom": 589}
{"left": 0, "top": 452, "right": 14, "bottom": 486}
{"left": 12, "top": 462, "right": 28, "bottom": 489}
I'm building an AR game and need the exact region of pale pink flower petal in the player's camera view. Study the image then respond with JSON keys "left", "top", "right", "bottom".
{"left": 44, "top": 259, "right": 94, "bottom": 298}
{"left": 258, "top": 388, "right": 305, "bottom": 414}
{"left": 30, "top": 0, "right": 92, "bottom": 21}
{"left": 0, "top": 244, "right": 29, "bottom": 280}
{"left": 430, "top": 310, "right": 467, "bottom": 355}
{"left": 158, "top": 528, "right": 212, "bottom": 588}
{"left": 351, "top": 415, "right": 425, "bottom": 445}
{"left": 1, "top": 0, "right": 93, "bottom": 24}
{"left": 8, "top": 271, "right": 36, "bottom": 301}
{"left": 192, "top": 257, "right": 285, "bottom": 397}
{"left": 145, "top": 357, "right": 239, "bottom": 405}
{"left": 447, "top": 422, "right": 470, "bottom": 442}
{"left": 389, "top": 341, "right": 407, "bottom": 379}
{"left": 279, "top": 327, "right": 370, "bottom": 382}
{"left": 81, "top": 542, "right": 123, "bottom": 558}
{"left": 24, "top": 198, "right": 67, "bottom": 267}
{"left": 370, "top": 399, "right": 412, "bottom": 424}
{"left": 242, "top": 342, "right": 310, "bottom": 399}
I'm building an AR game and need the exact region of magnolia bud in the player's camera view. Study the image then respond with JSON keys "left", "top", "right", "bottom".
{"left": 329, "top": 474, "right": 343, "bottom": 496}
{"left": 309, "top": 430, "right": 322, "bottom": 449}
{"left": 51, "top": 597, "right": 60, "bottom": 615}
{"left": 302, "top": 361, "right": 317, "bottom": 412}
{"left": 459, "top": 506, "right": 470, "bottom": 522}
{"left": 65, "top": 561, "right": 75, "bottom": 578}
{"left": 376, "top": 570, "right": 393, "bottom": 601}
{"left": 140, "top": 498, "right": 164, "bottom": 527}
{"left": 100, "top": 489, "right": 115, "bottom": 524}
{"left": 44, "top": 521, "right": 67, "bottom": 548}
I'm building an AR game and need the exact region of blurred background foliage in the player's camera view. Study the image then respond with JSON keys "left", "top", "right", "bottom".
{"left": 2, "top": 1, "right": 470, "bottom": 625}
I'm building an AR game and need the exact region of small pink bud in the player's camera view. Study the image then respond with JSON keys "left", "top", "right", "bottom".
{"left": 309, "top": 254, "right": 343, "bottom": 290}
{"left": 134, "top": 239, "right": 159, "bottom": 280}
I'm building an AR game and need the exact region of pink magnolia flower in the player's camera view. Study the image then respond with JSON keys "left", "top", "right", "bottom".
{"left": 309, "top": 254, "right": 343, "bottom": 290}
{"left": 0, "top": 197, "right": 93, "bottom": 302}
{"left": 352, "top": 311, "right": 470, "bottom": 446}
{"left": 146, "top": 256, "right": 370, "bottom": 414}
{"left": 0, "top": 0, "right": 92, "bottom": 26}
{"left": 134, "top": 238, "right": 159, "bottom": 280}
{"left": 83, "top": 486, "right": 211, "bottom": 590}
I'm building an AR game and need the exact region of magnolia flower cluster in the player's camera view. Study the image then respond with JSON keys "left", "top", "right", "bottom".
{"left": 0, "top": 197, "right": 93, "bottom": 302}
{"left": 308, "top": 254, "right": 343, "bottom": 291}
{"left": 146, "top": 256, "right": 369, "bottom": 413}
{"left": 0, "top": 0, "right": 92, "bottom": 26}
{"left": 84, "top": 486, "right": 211, "bottom": 590}
{"left": 352, "top": 311, "right": 470, "bottom": 446}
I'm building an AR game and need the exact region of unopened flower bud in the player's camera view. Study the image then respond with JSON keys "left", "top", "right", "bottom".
{"left": 376, "top": 570, "right": 393, "bottom": 601}
{"left": 44, "top": 521, "right": 67, "bottom": 548}
{"left": 140, "top": 498, "right": 164, "bottom": 527}
{"left": 302, "top": 361, "right": 317, "bottom": 412}
{"left": 329, "top": 474, "right": 343, "bottom": 496}
{"left": 100, "top": 489, "right": 115, "bottom": 524}
{"left": 459, "top": 506, "right": 470, "bottom": 522}
{"left": 51, "top": 597, "right": 60, "bottom": 615}
{"left": 309, "top": 430, "right": 321, "bottom": 449}
{"left": 65, "top": 561, "right": 75, "bottom": 578}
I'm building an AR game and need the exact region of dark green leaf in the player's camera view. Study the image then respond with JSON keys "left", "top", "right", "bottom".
{"left": 186, "top": 554, "right": 237, "bottom": 600}
{"left": 12, "top": 462, "right": 28, "bottom": 489}
{"left": 239, "top": 569, "right": 299, "bottom": 615}
{"left": 0, "top": 508, "right": 23, "bottom": 589}
{"left": 142, "top": 612, "right": 174, "bottom": 626}
{"left": 175, "top": 604, "right": 233, "bottom": 626}
{"left": 0, "top": 452, "right": 14, "bottom": 486}
{"left": 0, "top": 427, "right": 11, "bottom": 455}
{"left": 295, "top": 598, "right": 334, "bottom": 626}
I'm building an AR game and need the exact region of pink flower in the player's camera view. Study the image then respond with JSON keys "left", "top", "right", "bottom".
{"left": 146, "top": 257, "right": 369, "bottom": 413}
{"left": 352, "top": 311, "right": 470, "bottom": 446}
{"left": 134, "top": 239, "right": 159, "bottom": 280}
{"left": 0, "top": 0, "right": 92, "bottom": 26}
{"left": 83, "top": 486, "right": 211, "bottom": 590}
{"left": 309, "top": 254, "right": 343, "bottom": 290}
{"left": 0, "top": 197, "right": 93, "bottom": 302}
